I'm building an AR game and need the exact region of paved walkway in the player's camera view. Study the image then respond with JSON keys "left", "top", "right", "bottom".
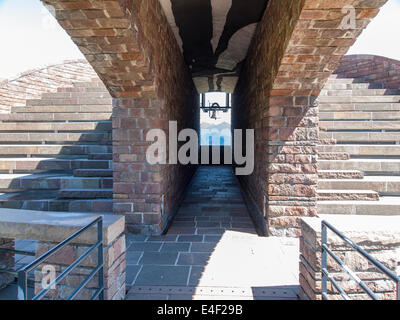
{"left": 126, "top": 166, "right": 299, "bottom": 300}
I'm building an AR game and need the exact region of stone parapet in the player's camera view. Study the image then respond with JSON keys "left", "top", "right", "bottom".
{"left": 0, "top": 238, "right": 14, "bottom": 289}
{"left": 0, "top": 209, "right": 125, "bottom": 300}
{"left": 299, "top": 214, "right": 400, "bottom": 300}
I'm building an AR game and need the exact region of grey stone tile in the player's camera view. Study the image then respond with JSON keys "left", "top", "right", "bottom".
{"left": 160, "top": 242, "right": 190, "bottom": 252}
{"left": 134, "top": 266, "right": 190, "bottom": 286}
{"left": 147, "top": 235, "right": 177, "bottom": 242}
{"left": 188, "top": 266, "right": 205, "bottom": 286}
{"left": 177, "top": 235, "right": 203, "bottom": 242}
{"left": 139, "top": 252, "right": 178, "bottom": 265}
{"left": 128, "top": 242, "right": 162, "bottom": 252}
{"left": 197, "top": 228, "right": 226, "bottom": 235}
{"left": 125, "top": 265, "right": 142, "bottom": 286}
{"left": 190, "top": 243, "right": 216, "bottom": 253}
{"left": 126, "top": 251, "right": 143, "bottom": 265}
{"left": 204, "top": 235, "right": 222, "bottom": 243}
{"left": 168, "top": 227, "right": 196, "bottom": 234}
{"left": 177, "top": 253, "right": 211, "bottom": 266}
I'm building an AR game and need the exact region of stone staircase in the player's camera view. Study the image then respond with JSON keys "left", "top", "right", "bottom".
{"left": 0, "top": 81, "right": 113, "bottom": 214}
{"left": 317, "top": 74, "right": 400, "bottom": 215}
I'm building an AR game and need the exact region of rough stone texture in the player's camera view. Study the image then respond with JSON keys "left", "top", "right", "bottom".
{"left": 299, "top": 215, "right": 400, "bottom": 300}
{"left": 233, "top": 0, "right": 387, "bottom": 237}
{"left": 335, "top": 55, "right": 400, "bottom": 89}
{"left": 0, "top": 60, "right": 98, "bottom": 111}
{"left": 0, "top": 208, "right": 125, "bottom": 300}
{"left": 0, "top": 238, "right": 14, "bottom": 289}
{"left": 34, "top": 233, "right": 126, "bottom": 300}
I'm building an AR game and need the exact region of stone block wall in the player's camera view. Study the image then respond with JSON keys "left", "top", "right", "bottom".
{"left": 34, "top": 232, "right": 126, "bottom": 300}
{"left": 233, "top": 0, "right": 387, "bottom": 237}
{"left": 300, "top": 216, "right": 400, "bottom": 300}
{"left": 334, "top": 54, "right": 400, "bottom": 88}
{"left": 0, "top": 238, "right": 14, "bottom": 289}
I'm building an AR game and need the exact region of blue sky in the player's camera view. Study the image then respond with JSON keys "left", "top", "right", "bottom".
{"left": 0, "top": 0, "right": 400, "bottom": 79}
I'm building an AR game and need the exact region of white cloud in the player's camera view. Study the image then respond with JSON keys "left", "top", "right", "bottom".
{"left": 348, "top": 0, "right": 400, "bottom": 60}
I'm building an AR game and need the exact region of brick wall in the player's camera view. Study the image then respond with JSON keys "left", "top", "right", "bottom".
{"left": 112, "top": 0, "right": 198, "bottom": 234}
{"left": 335, "top": 54, "right": 400, "bottom": 88}
{"left": 233, "top": 0, "right": 387, "bottom": 237}
{"left": 0, "top": 60, "right": 98, "bottom": 111}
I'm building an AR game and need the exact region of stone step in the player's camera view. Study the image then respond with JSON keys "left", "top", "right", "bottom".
{"left": 325, "top": 78, "right": 366, "bottom": 84}
{"left": 317, "top": 189, "right": 379, "bottom": 201}
{"left": 320, "top": 131, "right": 400, "bottom": 143}
{"left": 320, "top": 120, "right": 400, "bottom": 131}
{"left": 318, "top": 159, "right": 400, "bottom": 174}
{"left": 323, "top": 83, "right": 384, "bottom": 90}
{"left": 11, "top": 105, "right": 112, "bottom": 113}
{"left": 318, "top": 96, "right": 400, "bottom": 103}
{"left": 73, "top": 169, "right": 113, "bottom": 177}
{"left": 0, "top": 158, "right": 111, "bottom": 173}
{"left": 57, "top": 188, "right": 113, "bottom": 199}
{"left": 317, "top": 196, "right": 400, "bottom": 215}
{"left": 318, "top": 144, "right": 400, "bottom": 157}
{"left": 0, "top": 191, "right": 112, "bottom": 213}
{"left": 72, "top": 82, "right": 107, "bottom": 88}
{"left": 320, "top": 111, "right": 400, "bottom": 120}
{"left": 320, "top": 89, "right": 400, "bottom": 96}
{"left": 0, "top": 121, "right": 112, "bottom": 132}
{"left": 26, "top": 97, "right": 113, "bottom": 106}
{"left": 0, "top": 144, "right": 111, "bottom": 156}
{"left": 318, "top": 176, "right": 400, "bottom": 196}
{"left": 57, "top": 87, "right": 109, "bottom": 93}
{"left": 318, "top": 170, "right": 364, "bottom": 179}
{"left": 0, "top": 174, "right": 112, "bottom": 191}
{"left": 0, "top": 113, "right": 112, "bottom": 122}
{"left": 319, "top": 103, "right": 400, "bottom": 112}
{"left": 0, "top": 132, "right": 111, "bottom": 143}
{"left": 318, "top": 152, "right": 350, "bottom": 160}
{"left": 87, "top": 153, "right": 112, "bottom": 160}
{"left": 41, "top": 92, "right": 111, "bottom": 99}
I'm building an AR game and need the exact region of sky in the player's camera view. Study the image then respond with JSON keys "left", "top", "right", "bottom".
{"left": 347, "top": 0, "right": 400, "bottom": 59}
{"left": 0, "top": 0, "right": 399, "bottom": 81}
{"left": 0, "top": 0, "right": 84, "bottom": 79}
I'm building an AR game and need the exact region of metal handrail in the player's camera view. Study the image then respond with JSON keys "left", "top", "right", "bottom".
{"left": 321, "top": 220, "right": 400, "bottom": 300}
{"left": 17, "top": 216, "right": 104, "bottom": 300}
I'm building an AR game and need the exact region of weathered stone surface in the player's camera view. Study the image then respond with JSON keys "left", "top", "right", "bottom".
{"left": 300, "top": 215, "right": 400, "bottom": 300}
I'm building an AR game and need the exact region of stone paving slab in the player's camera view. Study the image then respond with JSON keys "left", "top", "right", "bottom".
{"left": 126, "top": 167, "right": 300, "bottom": 300}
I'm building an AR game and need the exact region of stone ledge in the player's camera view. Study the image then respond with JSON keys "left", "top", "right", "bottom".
{"left": 0, "top": 208, "right": 124, "bottom": 246}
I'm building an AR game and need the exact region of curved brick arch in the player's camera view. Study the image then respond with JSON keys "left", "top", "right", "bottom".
{"left": 334, "top": 54, "right": 400, "bottom": 88}
{"left": 42, "top": 0, "right": 389, "bottom": 236}
{"left": 43, "top": 0, "right": 198, "bottom": 233}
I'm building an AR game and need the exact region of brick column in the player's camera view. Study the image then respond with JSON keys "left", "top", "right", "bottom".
{"left": 266, "top": 96, "right": 319, "bottom": 237}
{"left": 0, "top": 238, "right": 14, "bottom": 289}
{"left": 112, "top": 98, "right": 165, "bottom": 234}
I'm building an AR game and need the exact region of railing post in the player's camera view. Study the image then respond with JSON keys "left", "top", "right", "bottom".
{"left": 321, "top": 222, "right": 328, "bottom": 300}
{"left": 17, "top": 270, "right": 27, "bottom": 300}
{"left": 98, "top": 218, "right": 104, "bottom": 300}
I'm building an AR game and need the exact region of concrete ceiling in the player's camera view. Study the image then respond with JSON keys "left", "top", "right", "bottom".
{"left": 159, "top": 0, "right": 269, "bottom": 93}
